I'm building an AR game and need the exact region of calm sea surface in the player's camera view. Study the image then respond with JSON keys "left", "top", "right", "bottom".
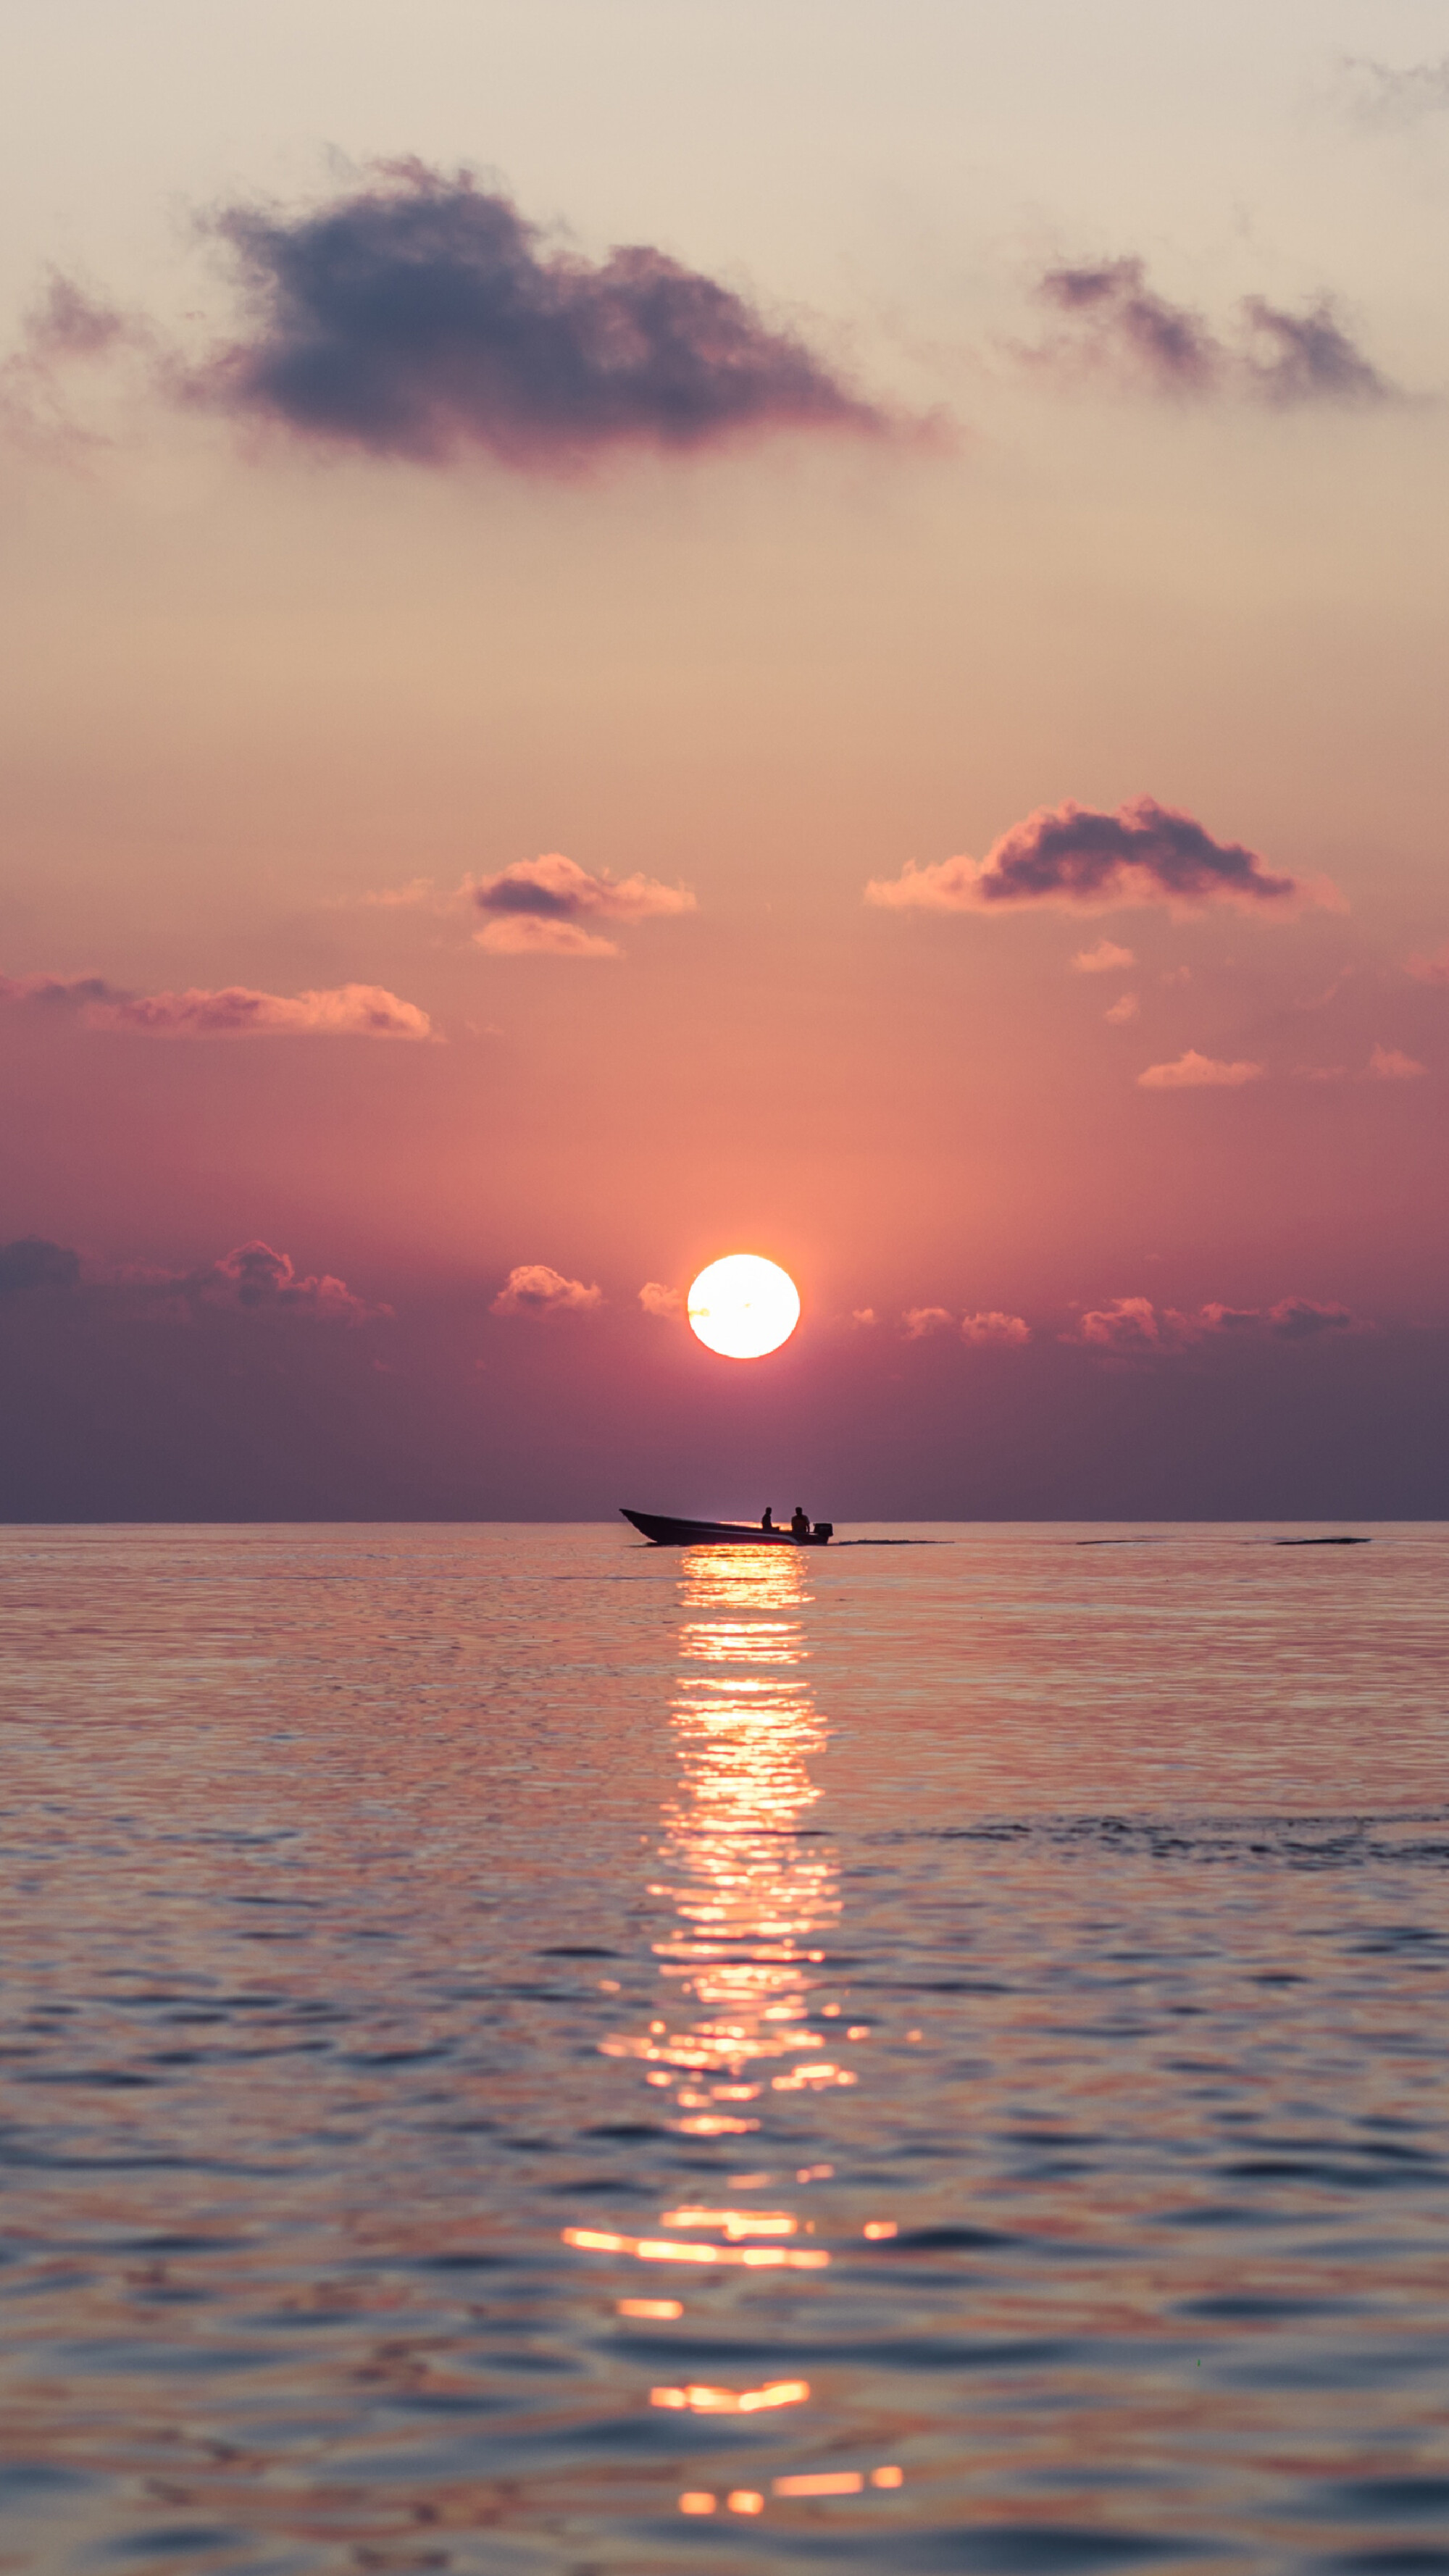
{"left": 4, "top": 1523, "right": 1449, "bottom": 2575}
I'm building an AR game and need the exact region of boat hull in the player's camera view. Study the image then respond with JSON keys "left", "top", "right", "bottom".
{"left": 621, "top": 1509, "right": 832, "bottom": 1547}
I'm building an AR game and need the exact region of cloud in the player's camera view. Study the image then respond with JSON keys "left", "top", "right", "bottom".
{"left": 199, "top": 1241, "right": 379, "bottom": 1323}
{"left": 191, "top": 162, "right": 885, "bottom": 469}
{"left": 867, "top": 797, "right": 1310, "bottom": 917}
{"left": 0, "top": 1236, "right": 80, "bottom": 1297}
{"left": 1406, "top": 945, "right": 1449, "bottom": 986}
{"left": 1261, "top": 1297, "right": 1357, "bottom": 1341}
{"left": 475, "top": 916, "right": 622, "bottom": 959}
{"left": 961, "top": 1311, "right": 1030, "bottom": 1346}
{"left": 1240, "top": 298, "right": 1390, "bottom": 405}
{"left": 1066, "top": 1296, "right": 1166, "bottom": 1354}
{"left": 1338, "top": 56, "right": 1449, "bottom": 129}
{"left": 1137, "top": 1050, "right": 1264, "bottom": 1090}
{"left": 0, "top": 271, "right": 145, "bottom": 451}
{"left": 469, "top": 852, "right": 693, "bottom": 958}
{"left": 1073, "top": 939, "right": 1136, "bottom": 974}
{"left": 1104, "top": 992, "right": 1139, "bottom": 1024}
{"left": 1293, "top": 1063, "right": 1347, "bottom": 1083}
{"left": 1064, "top": 1292, "right": 1362, "bottom": 1353}
{"left": 901, "top": 1305, "right": 954, "bottom": 1338}
{"left": 490, "top": 1263, "right": 602, "bottom": 1318}
{"left": 0, "top": 971, "right": 433, "bottom": 1038}
{"left": 1027, "top": 258, "right": 1391, "bottom": 405}
{"left": 1367, "top": 1042, "right": 1427, "bottom": 1081}
{"left": 851, "top": 1307, "right": 877, "bottom": 1327}
{"left": 638, "top": 1280, "right": 683, "bottom": 1318}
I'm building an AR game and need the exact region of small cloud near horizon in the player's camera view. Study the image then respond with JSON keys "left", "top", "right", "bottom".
{"left": 1064, "top": 1292, "right": 1361, "bottom": 1355}
{"left": 638, "top": 1280, "right": 683, "bottom": 1318}
{"left": 0, "top": 1232, "right": 385, "bottom": 1323}
{"left": 491, "top": 1263, "right": 602, "bottom": 1318}
{"left": 181, "top": 162, "right": 889, "bottom": 472}
{"left": 0, "top": 971, "right": 434, "bottom": 1039}
{"left": 901, "top": 1305, "right": 954, "bottom": 1338}
{"left": 1137, "top": 1050, "right": 1263, "bottom": 1090}
{"left": 1074, "top": 938, "right": 1136, "bottom": 973}
{"left": 961, "top": 1310, "right": 1030, "bottom": 1346}
{"left": 867, "top": 797, "right": 1325, "bottom": 918}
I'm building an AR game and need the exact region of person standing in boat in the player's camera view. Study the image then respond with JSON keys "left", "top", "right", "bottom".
{"left": 790, "top": 1505, "right": 811, "bottom": 1537}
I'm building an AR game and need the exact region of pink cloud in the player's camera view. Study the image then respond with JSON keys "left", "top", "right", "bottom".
{"left": 1073, "top": 939, "right": 1137, "bottom": 973}
{"left": 867, "top": 797, "right": 1319, "bottom": 917}
{"left": 1137, "top": 1050, "right": 1264, "bottom": 1090}
{"left": 1406, "top": 944, "right": 1449, "bottom": 986}
{"left": 1293, "top": 1063, "right": 1347, "bottom": 1083}
{"left": 0, "top": 971, "right": 433, "bottom": 1039}
{"left": 638, "top": 1280, "right": 682, "bottom": 1318}
{"left": 1064, "top": 1292, "right": 1363, "bottom": 1353}
{"left": 475, "top": 916, "right": 622, "bottom": 959}
{"left": 490, "top": 1263, "right": 602, "bottom": 1318}
{"left": 1366, "top": 1042, "right": 1427, "bottom": 1081}
{"left": 1104, "top": 992, "right": 1139, "bottom": 1024}
{"left": 469, "top": 852, "right": 693, "bottom": 957}
{"left": 851, "top": 1307, "right": 878, "bottom": 1327}
{"left": 901, "top": 1305, "right": 954, "bottom": 1338}
{"left": 961, "top": 1310, "right": 1031, "bottom": 1346}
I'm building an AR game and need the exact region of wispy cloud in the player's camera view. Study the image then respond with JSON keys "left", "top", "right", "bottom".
{"left": 184, "top": 161, "right": 887, "bottom": 470}
{"left": 1073, "top": 938, "right": 1136, "bottom": 974}
{"left": 1137, "top": 1050, "right": 1263, "bottom": 1090}
{"left": 867, "top": 797, "right": 1315, "bottom": 917}
{"left": 1406, "top": 944, "right": 1449, "bottom": 987}
{"left": 0, "top": 971, "right": 434, "bottom": 1039}
{"left": 1026, "top": 257, "right": 1392, "bottom": 406}
{"left": 490, "top": 1263, "right": 602, "bottom": 1318}
{"left": 1338, "top": 55, "right": 1449, "bottom": 129}
{"left": 1104, "top": 992, "right": 1139, "bottom": 1024}
{"left": 1367, "top": 1042, "right": 1427, "bottom": 1081}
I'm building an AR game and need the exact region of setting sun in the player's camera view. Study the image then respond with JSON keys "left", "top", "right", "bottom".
{"left": 687, "top": 1255, "right": 801, "bottom": 1360}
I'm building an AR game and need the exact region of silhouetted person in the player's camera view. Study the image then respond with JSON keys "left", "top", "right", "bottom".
{"left": 790, "top": 1505, "right": 810, "bottom": 1538}
{"left": 761, "top": 1507, "right": 774, "bottom": 1531}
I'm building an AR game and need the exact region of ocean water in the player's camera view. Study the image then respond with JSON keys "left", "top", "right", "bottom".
{"left": 4, "top": 1523, "right": 1449, "bottom": 2576}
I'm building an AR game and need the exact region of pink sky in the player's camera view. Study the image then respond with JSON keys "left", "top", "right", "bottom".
{"left": 1, "top": 0, "right": 1445, "bottom": 1513}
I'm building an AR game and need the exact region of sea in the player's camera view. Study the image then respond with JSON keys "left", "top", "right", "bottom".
{"left": 4, "top": 1522, "right": 1449, "bottom": 2576}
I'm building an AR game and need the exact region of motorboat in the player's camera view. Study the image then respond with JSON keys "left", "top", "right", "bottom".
{"left": 621, "top": 1509, "right": 833, "bottom": 1547}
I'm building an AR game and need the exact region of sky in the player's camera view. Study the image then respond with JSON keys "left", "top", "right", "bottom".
{"left": 1, "top": 0, "right": 1447, "bottom": 1518}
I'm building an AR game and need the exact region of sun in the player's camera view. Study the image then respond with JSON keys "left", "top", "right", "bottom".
{"left": 688, "top": 1255, "right": 801, "bottom": 1360}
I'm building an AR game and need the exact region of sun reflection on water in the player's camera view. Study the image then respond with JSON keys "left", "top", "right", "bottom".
{"left": 563, "top": 1544, "right": 902, "bottom": 2513}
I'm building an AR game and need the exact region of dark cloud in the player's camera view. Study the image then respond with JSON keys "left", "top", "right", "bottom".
{"left": 1029, "top": 258, "right": 1391, "bottom": 406}
{"left": 0, "top": 1237, "right": 80, "bottom": 1297}
{"left": 1037, "top": 259, "right": 1220, "bottom": 392}
{"left": 194, "top": 162, "right": 885, "bottom": 467}
{"left": 867, "top": 795, "right": 1313, "bottom": 916}
{"left": 1242, "top": 298, "right": 1390, "bottom": 404}
{"left": 198, "top": 1242, "right": 380, "bottom": 1323}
